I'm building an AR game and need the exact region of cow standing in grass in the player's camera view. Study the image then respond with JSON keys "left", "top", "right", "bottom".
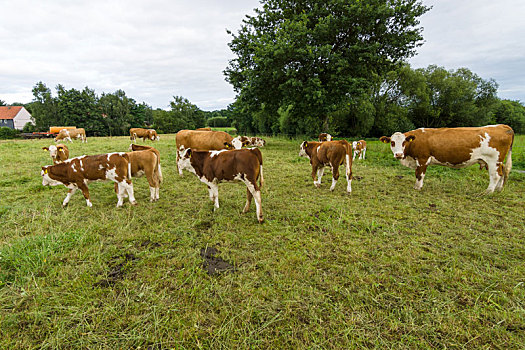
{"left": 352, "top": 140, "right": 367, "bottom": 160}
{"left": 42, "top": 144, "right": 69, "bottom": 164}
{"left": 299, "top": 140, "right": 353, "bottom": 193}
{"left": 379, "top": 125, "right": 514, "bottom": 193}
{"left": 177, "top": 148, "right": 264, "bottom": 223}
{"left": 55, "top": 128, "right": 87, "bottom": 143}
{"left": 41, "top": 153, "right": 136, "bottom": 207}
{"left": 130, "top": 128, "right": 160, "bottom": 142}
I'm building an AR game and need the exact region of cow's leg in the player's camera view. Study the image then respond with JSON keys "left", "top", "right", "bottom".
{"left": 62, "top": 185, "right": 78, "bottom": 207}
{"left": 67, "top": 136, "right": 73, "bottom": 143}
{"left": 414, "top": 163, "right": 428, "bottom": 190}
{"left": 210, "top": 184, "right": 219, "bottom": 210}
{"left": 486, "top": 161, "right": 502, "bottom": 194}
{"left": 243, "top": 179, "right": 263, "bottom": 223}
{"left": 242, "top": 188, "right": 253, "bottom": 213}
{"left": 353, "top": 151, "right": 357, "bottom": 161}
{"left": 145, "top": 170, "right": 158, "bottom": 202}
{"left": 495, "top": 162, "right": 505, "bottom": 191}
{"left": 330, "top": 163, "right": 340, "bottom": 191}
{"left": 359, "top": 150, "right": 363, "bottom": 160}
{"left": 313, "top": 167, "right": 324, "bottom": 188}
{"left": 345, "top": 154, "right": 352, "bottom": 193}
{"left": 177, "top": 147, "right": 184, "bottom": 176}
{"left": 118, "top": 180, "right": 137, "bottom": 206}
{"left": 362, "top": 148, "right": 366, "bottom": 160}
{"left": 76, "top": 182, "right": 92, "bottom": 207}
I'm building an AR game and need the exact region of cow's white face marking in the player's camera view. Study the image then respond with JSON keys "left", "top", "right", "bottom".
{"left": 299, "top": 142, "right": 309, "bottom": 158}
{"left": 46, "top": 145, "right": 58, "bottom": 158}
{"left": 326, "top": 134, "right": 332, "bottom": 141}
{"left": 41, "top": 170, "right": 61, "bottom": 186}
{"left": 177, "top": 149, "right": 195, "bottom": 174}
{"left": 389, "top": 132, "right": 408, "bottom": 159}
{"left": 352, "top": 141, "right": 357, "bottom": 149}
{"left": 210, "top": 150, "right": 227, "bottom": 157}
{"left": 232, "top": 137, "right": 243, "bottom": 149}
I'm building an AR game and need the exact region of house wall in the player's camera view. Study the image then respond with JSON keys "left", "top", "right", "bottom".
{"left": 13, "top": 108, "right": 32, "bottom": 129}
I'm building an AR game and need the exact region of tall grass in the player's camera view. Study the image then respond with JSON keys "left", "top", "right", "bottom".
{"left": 0, "top": 135, "right": 524, "bottom": 348}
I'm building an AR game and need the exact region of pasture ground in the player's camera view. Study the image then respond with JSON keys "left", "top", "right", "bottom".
{"left": 0, "top": 135, "right": 524, "bottom": 349}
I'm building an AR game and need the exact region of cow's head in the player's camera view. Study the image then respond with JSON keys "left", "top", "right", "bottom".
{"left": 380, "top": 133, "right": 415, "bottom": 159}
{"left": 352, "top": 141, "right": 358, "bottom": 149}
{"left": 253, "top": 137, "right": 266, "bottom": 147}
{"left": 43, "top": 145, "right": 58, "bottom": 159}
{"left": 231, "top": 137, "right": 244, "bottom": 149}
{"left": 299, "top": 141, "right": 309, "bottom": 158}
{"left": 177, "top": 148, "right": 195, "bottom": 174}
{"left": 41, "top": 166, "right": 61, "bottom": 186}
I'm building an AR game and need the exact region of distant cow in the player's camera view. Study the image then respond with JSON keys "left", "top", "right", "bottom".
{"left": 233, "top": 136, "right": 252, "bottom": 147}
{"left": 250, "top": 137, "right": 266, "bottom": 147}
{"left": 42, "top": 144, "right": 69, "bottom": 164}
{"left": 175, "top": 130, "right": 242, "bottom": 175}
{"left": 55, "top": 128, "right": 87, "bottom": 143}
{"left": 196, "top": 127, "right": 211, "bottom": 131}
{"left": 318, "top": 133, "right": 332, "bottom": 142}
{"left": 177, "top": 148, "right": 264, "bottom": 223}
{"left": 299, "top": 140, "right": 353, "bottom": 193}
{"left": 117, "top": 144, "right": 163, "bottom": 202}
{"left": 379, "top": 125, "right": 514, "bottom": 193}
{"left": 130, "top": 128, "right": 159, "bottom": 142}
{"left": 352, "top": 140, "right": 367, "bottom": 160}
{"left": 41, "top": 153, "right": 136, "bottom": 207}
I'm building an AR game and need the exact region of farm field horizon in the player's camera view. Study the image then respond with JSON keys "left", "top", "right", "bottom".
{"left": 1, "top": 134, "right": 524, "bottom": 348}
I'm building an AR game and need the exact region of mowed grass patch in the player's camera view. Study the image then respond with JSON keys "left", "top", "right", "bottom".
{"left": 0, "top": 135, "right": 524, "bottom": 348}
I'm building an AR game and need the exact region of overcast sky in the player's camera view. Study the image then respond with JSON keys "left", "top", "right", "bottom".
{"left": 1, "top": 0, "right": 524, "bottom": 111}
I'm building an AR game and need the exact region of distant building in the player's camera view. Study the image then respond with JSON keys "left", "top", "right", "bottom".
{"left": 0, "top": 106, "right": 32, "bottom": 130}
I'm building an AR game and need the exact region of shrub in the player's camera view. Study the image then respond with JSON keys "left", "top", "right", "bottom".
{"left": 0, "top": 127, "right": 18, "bottom": 139}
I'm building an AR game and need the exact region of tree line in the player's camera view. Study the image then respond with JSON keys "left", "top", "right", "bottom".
{"left": 224, "top": 0, "right": 525, "bottom": 136}
{"left": 9, "top": 83, "right": 231, "bottom": 137}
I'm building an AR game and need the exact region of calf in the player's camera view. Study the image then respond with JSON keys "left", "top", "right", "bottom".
{"left": 250, "top": 137, "right": 266, "bottom": 147}
{"left": 379, "top": 125, "right": 514, "bottom": 193}
{"left": 175, "top": 130, "right": 242, "bottom": 175}
{"left": 42, "top": 144, "right": 69, "bottom": 164}
{"left": 116, "top": 144, "right": 162, "bottom": 202}
{"left": 352, "top": 140, "right": 367, "bottom": 160}
{"left": 55, "top": 128, "right": 87, "bottom": 143}
{"left": 177, "top": 148, "right": 264, "bottom": 223}
{"left": 41, "top": 153, "right": 136, "bottom": 207}
{"left": 299, "top": 140, "right": 353, "bottom": 193}
{"left": 318, "top": 133, "right": 332, "bottom": 142}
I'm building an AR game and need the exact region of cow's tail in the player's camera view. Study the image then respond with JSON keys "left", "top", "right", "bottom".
{"left": 252, "top": 148, "right": 264, "bottom": 189}
{"left": 503, "top": 133, "right": 514, "bottom": 186}
{"left": 155, "top": 152, "right": 163, "bottom": 184}
{"left": 123, "top": 153, "right": 132, "bottom": 181}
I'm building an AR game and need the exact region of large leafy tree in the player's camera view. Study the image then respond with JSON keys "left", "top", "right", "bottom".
{"left": 31, "top": 82, "right": 58, "bottom": 131}
{"left": 153, "top": 96, "right": 205, "bottom": 133}
{"left": 225, "top": 0, "right": 429, "bottom": 135}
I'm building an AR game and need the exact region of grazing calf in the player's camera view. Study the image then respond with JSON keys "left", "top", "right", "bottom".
{"left": 42, "top": 144, "right": 69, "bottom": 164}
{"left": 55, "top": 128, "right": 87, "bottom": 143}
{"left": 379, "top": 125, "right": 514, "bottom": 193}
{"left": 177, "top": 148, "right": 264, "bottom": 223}
{"left": 41, "top": 153, "right": 136, "bottom": 207}
{"left": 318, "top": 133, "right": 332, "bottom": 142}
{"left": 250, "top": 137, "right": 266, "bottom": 147}
{"left": 352, "top": 140, "right": 367, "bottom": 160}
{"left": 130, "top": 128, "right": 159, "bottom": 142}
{"left": 115, "top": 144, "right": 163, "bottom": 202}
{"left": 299, "top": 140, "right": 353, "bottom": 193}
{"left": 175, "top": 130, "right": 242, "bottom": 175}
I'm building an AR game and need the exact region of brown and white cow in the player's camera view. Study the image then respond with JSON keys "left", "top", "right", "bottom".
{"left": 42, "top": 144, "right": 69, "bottom": 164}
{"left": 175, "top": 130, "right": 243, "bottom": 175}
{"left": 318, "top": 133, "right": 332, "bottom": 142}
{"left": 130, "top": 128, "right": 159, "bottom": 142}
{"left": 379, "top": 125, "right": 514, "bottom": 193}
{"left": 116, "top": 144, "right": 163, "bottom": 202}
{"left": 250, "top": 137, "right": 266, "bottom": 147}
{"left": 55, "top": 128, "right": 87, "bottom": 143}
{"left": 41, "top": 153, "right": 136, "bottom": 207}
{"left": 352, "top": 140, "right": 367, "bottom": 160}
{"left": 177, "top": 148, "right": 264, "bottom": 223}
{"left": 299, "top": 140, "right": 353, "bottom": 193}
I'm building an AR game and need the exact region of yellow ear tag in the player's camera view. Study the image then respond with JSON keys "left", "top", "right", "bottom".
{"left": 44, "top": 169, "right": 48, "bottom": 174}
{"left": 58, "top": 147, "right": 63, "bottom": 151}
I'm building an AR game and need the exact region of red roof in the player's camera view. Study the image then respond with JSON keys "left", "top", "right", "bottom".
{"left": 0, "top": 106, "right": 23, "bottom": 120}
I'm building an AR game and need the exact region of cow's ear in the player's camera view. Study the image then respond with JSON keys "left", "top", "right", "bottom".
{"left": 224, "top": 142, "right": 231, "bottom": 149}
{"left": 42, "top": 147, "right": 49, "bottom": 151}
{"left": 406, "top": 135, "right": 415, "bottom": 142}
{"left": 186, "top": 149, "right": 192, "bottom": 157}
{"left": 379, "top": 136, "right": 390, "bottom": 143}
{"left": 57, "top": 146, "right": 63, "bottom": 151}
{"left": 303, "top": 141, "right": 308, "bottom": 147}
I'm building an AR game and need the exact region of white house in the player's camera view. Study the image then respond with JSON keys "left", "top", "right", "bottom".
{"left": 0, "top": 106, "right": 32, "bottom": 130}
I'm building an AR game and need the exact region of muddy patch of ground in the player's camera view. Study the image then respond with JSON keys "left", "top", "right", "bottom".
{"left": 200, "top": 247, "right": 234, "bottom": 275}
{"left": 94, "top": 253, "right": 138, "bottom": 287}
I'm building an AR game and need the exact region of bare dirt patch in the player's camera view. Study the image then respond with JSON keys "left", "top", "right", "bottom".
{"left": 200, "top": 247, "right": 234, "bottom": 275}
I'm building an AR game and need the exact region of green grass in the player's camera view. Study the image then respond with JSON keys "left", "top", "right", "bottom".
{"left": 0, "top": 135, "right": 524, "bottom": 349}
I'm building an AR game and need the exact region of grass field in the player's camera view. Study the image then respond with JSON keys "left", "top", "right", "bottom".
{"left": 1, "top": 135, "right": 524, "bottom": 349}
